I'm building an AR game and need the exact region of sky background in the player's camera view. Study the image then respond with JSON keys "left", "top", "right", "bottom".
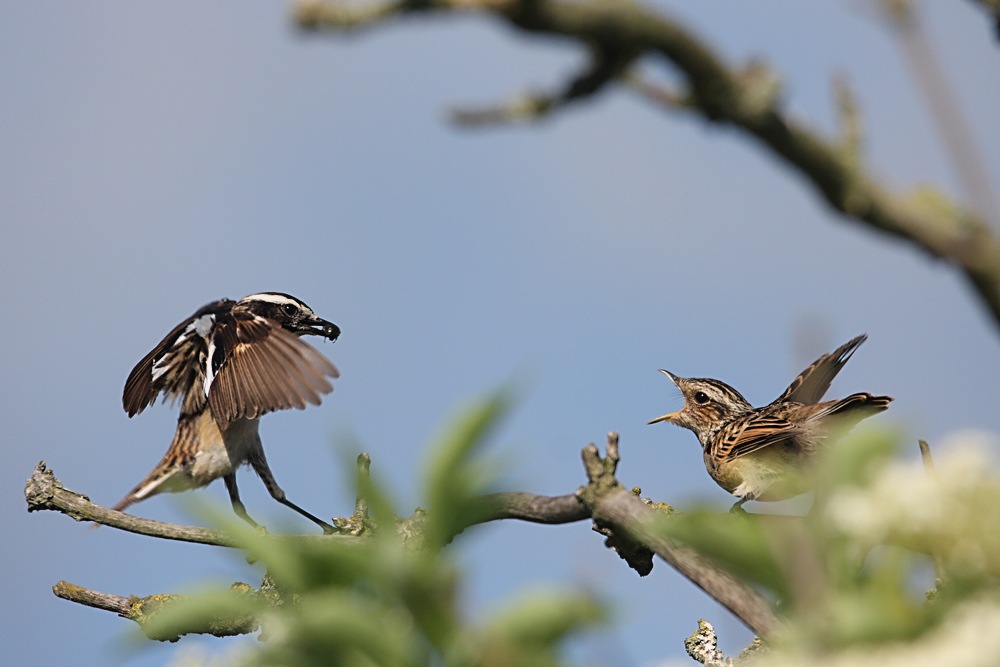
{"left": 3, "top": 2, "right": 999, "bottom": 665}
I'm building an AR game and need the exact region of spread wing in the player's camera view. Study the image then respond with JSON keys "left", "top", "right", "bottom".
{"left": 771, "top": 334, "right": 867, "bottom": 406}
{"left": 122, "top": 299, "right": 230, "bottom": 418}
{"left": 207, "top": 312, "right": 339, "bottom": 429}
{"left": 711, "top": 413, "right": 802, "bottom": 464}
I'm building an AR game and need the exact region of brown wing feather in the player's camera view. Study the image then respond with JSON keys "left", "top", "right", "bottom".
{"left": 261, "top": 338, "right": 321, "bottom": 408}
{"left": 208, "top": 319, "right": 339, "bottom": 429}
{"left": 712, "top": 414, "right": 802, "bottom": 464}
{"left": 717, "top": 392, "right": 892, "bottom": 464}
{"left": 241, "top": 331, "right": 304, "bottom": 407}
{"left": 234, "top": 338, "right": 301, "bottom": 411}
{"left": 122, "top": 299, "right": 230, "bottom": 417}
{"left": 772, "top": 334, "right": 867, "bottom": 406}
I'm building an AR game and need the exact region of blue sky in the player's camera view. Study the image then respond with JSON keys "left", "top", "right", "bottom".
{"left": 3, "top": 2, "right": 999, "bottom": 665}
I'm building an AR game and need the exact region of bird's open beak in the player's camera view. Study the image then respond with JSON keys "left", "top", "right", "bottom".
{"left": 302, "top": 317, "right": 341, "bottom": 342}
{"left": 648, "top": 369, "right": 681, "bottom": 425}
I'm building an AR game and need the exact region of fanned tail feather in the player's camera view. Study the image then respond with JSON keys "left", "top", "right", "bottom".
{"left": 812, "top": 392, "right": 893, "bottom": 424}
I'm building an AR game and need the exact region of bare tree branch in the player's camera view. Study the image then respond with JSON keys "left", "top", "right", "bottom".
{"left": 30, "top": 432, "right": 778, "bottom": 638}
{"left": 24, "top": 461, "right": 357, "bottom": 548}
{"left": 53, "top": 580, "right": 261, "bottom": 641}
{"left": 295, "top": 0, "right": 1000, "bottom": 332}
{"left": 52, "top": 581, "right": 133, "bottom": 617}
{"left": 469, "top": 491, "right": 588, "bottom": 524}
{"left": 24, "top": 460, "right": 587, "bottom": 540}
{"left": 576, "top": 434, "right": 779, "bottom": 637}
{"left": 26, "top": 462, "right": 238, "bottom": 546}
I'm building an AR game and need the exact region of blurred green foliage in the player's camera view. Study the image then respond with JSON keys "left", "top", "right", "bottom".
{"left": 134, "top": 398, "right": 1000, "bottom": 664}
{"left": 142, "top": 392, "right": 606, "bottom": 666}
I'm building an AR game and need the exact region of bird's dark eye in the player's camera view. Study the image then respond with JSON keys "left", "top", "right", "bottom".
{"left": 282, "top": 303, "right": 299, "bottom": 317}
{"left": 693, "top": 391, "right": 710, "bottom": 405}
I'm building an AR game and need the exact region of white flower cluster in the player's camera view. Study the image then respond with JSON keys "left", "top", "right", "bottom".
{"left": 825, "top": 431, "right": 1000, "bottom": 578}
{"left": 768, "top": 599, "right": 1000, "bottom": 667}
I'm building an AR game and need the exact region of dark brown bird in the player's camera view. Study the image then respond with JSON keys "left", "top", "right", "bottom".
{"left": 649, "top": 334, "right": 892, "bottom": 509}
{"left": 114, "top": 292, "right": 340, "bottom": 532}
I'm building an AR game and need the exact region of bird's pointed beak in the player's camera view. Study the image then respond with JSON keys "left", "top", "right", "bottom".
{"left": 648, "top": 411, "right": 681, "bottom": 425}
{"left": 649, "top": 369, "right": 682, "bottom": 425}
{"left": 658, "top": 369, "right": 681, "bottom": 385}
{"left": 302, "top": 316, "right": 341, "bottom": 342}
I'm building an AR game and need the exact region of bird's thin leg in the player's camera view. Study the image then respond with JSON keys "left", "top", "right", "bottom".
{"left": 248, "top": 453, "right": 335, "bottom": 535}
{"left": 224, "top": 473, "right": 260, "bottom": 529}
{"left": 729, "top": 497, "right": 750, "bottom": 514}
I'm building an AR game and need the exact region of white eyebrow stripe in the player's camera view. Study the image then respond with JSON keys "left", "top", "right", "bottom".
{"left": 241, "top": 293, "right": 307, "bottom": 308}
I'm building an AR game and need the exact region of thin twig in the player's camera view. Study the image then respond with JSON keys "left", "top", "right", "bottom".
{"left": 918, "top": 438, "right": 935, "bottom": 470}
{"left": 353, "top": 452, "right": 371, "bottom": 520}
{"left": 53, "top": 581, "right": 133, "bottom": 617}
{"left": 918, "top": 439, "right": 947, "bottom": 589}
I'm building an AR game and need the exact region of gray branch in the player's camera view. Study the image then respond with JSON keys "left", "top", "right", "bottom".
{"left": 52, "top": 579, "right": 261, "bottom": 641}
{"left": 295, "top": 0, "right": 1000, "bottom": 333}
{"left": 576, "top": 434, "right": 778, "bottom": 637}
{"left": 28, "top": 432, "right": 778, "bottom": 639}
{"left": 24, "top": 461, "right": 359, "bottom": 548}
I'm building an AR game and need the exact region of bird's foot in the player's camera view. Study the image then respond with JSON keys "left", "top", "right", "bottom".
{"left": 728, "top": 498, "right": 750, "bottom": 515}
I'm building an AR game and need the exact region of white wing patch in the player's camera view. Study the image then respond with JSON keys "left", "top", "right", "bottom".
{"left": 150, "top": 357, "right": 171, "bottom": 382}
{"left": 152, "top": 313, "right": 216, "bottom": 384}
{"left": 193, "top": 313, "right": 215, "bottom": 338}
{"left": 204, "top": 339, "right": 218, "bottom": 398}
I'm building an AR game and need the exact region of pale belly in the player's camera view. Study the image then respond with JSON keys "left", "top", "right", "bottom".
{"left": 708, "top": 447, "right": 810, "bottom": 502}
{"left": 184, "top": 413, "right": 262, "bottom": 486}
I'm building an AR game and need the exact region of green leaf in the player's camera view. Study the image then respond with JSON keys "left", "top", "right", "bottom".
{"left": 654, "top": 509, "right": 790, "bottom": 597}
{"left": 253, "top": 590, "right": 423, "bottom": 667}
{"left": 483, "top": 589, "right": 606, "bottom": 645}
{"left": 421, "top": 389, "right": 513, "bottom": 551}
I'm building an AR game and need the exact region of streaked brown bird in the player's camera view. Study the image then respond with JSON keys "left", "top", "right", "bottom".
{"left": 114, "top": 292, "right": 340, "bottom": 533}
{"left": 649, "top": 334, "right": 892, "bottom": 510}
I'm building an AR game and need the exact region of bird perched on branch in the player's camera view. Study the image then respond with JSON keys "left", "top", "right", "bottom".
{"left": 114, "top": 292, "right": 341, "bottom": 533}
{"left": 649, "top": 334, "right": 892, "bottom": 510}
